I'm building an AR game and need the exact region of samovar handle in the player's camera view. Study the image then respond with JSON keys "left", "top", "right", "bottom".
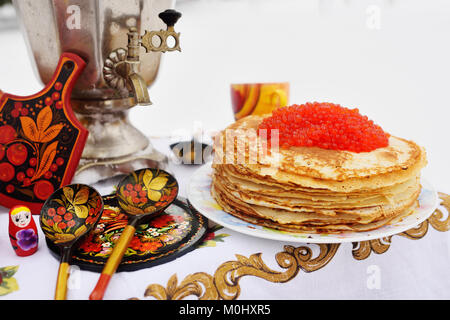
{"left": 158, "top": 9, "right": 182, "bottom": 29}
{"left": 141, "top": 9, "right": 182, "bottom": 53}
{"left": 103, "top": 9, "right": 182, "bottom": 105}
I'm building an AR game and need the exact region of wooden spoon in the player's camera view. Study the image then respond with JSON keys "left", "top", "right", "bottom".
{"left": 40, "top": 184, "right": 103, "bottom": 300}
{"left": 89, "top": 168, "right": 178, "bottom": 300}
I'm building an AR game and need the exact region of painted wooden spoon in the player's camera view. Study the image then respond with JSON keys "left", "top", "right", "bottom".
{"left": 40, "top": 184, "right": 103, "bottom": 300}
{"left": 89, "top": 168, "right": 178, "bottom": 300}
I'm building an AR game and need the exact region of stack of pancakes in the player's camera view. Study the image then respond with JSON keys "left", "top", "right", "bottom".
{"left": 211, "top": 115, "right": 427, "bottom": 233}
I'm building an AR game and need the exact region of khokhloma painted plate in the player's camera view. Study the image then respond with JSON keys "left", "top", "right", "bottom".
{"left": 46, "top": 195, "right": 207, "bottom": 272}
{"left": 187, "top": 163, "right": 439, "bottom": 244}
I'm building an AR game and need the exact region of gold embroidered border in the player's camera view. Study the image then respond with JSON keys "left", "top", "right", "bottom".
{"left": 133, "top": 192, "right": 450, "bottom": 300}
{"left": 142, "top": 243, "right": 339, "bottom": 300}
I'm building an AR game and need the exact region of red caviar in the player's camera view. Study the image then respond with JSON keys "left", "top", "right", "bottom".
{"left": 258, "top": 102, "right": 389, "bottom": 153}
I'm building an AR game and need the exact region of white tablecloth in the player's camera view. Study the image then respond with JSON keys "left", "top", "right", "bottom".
{"left": 0, "top": 0, "right": 450, "bottom": 300}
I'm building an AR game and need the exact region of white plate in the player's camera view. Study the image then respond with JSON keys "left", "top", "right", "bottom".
{"left": 187, "top": 163, "right": 439, "bottom": 243}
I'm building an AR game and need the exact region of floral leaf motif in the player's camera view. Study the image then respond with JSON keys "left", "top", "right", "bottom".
{"left": 144, "top": 273, "right": 218, "bottom": 300}
{"left": 39, "top": 124, "right": 63, "bottom": 143}
{"left": 74, "top": 205, "right": 89, "bottom": 219}
{"left": 0, "top": 266, "right": 19, "bottom": 297}
{"left": 41, "top": 225, "right": 55, "bottom": 239}
{"left": 54, "top": 199, "right": 65, "bottom": 206}
{"left": 54, "top": 233, "right": 75, "bottom": 244}
{"left": 166, "top": 274, "right": 178, "bottom": 297}
{"left": 36, "top": 106, "right": 52, "bottom": 133}
{"left": 32, "top": 140, "right": 58, "bottom": 181}
{"left": 20, "top": 116, "right": 39, "bottom": 142}
{"left": 144, "top": 284, "right": 168, "bottom": 300}
{"left": 20, "top": 107, "right": 62, "bottom": 144}
{"left": 146, "top": 175, "right": 168, "bottom": 202}
{"left": 142, "top": 170, "right": 153, "bottom": 189}
{"left": 63, "top": 187, "right": 74, "bottom": 203}
{"left": 148, "top": 190, "right": 162, "bottom": 202}
{"left": 0, "top": 266, "right": 18, "bottom": 278}
{"left": 62, "top": 187, "right": 90, "bottom": 219}
{"left": 429, "top": 192, "right": 450, "bottom": 232}
{"left": 198, "top": 233, "right": 230, "bottom": 248}
{"left": 74, "top": 225, "right": 87, "bottom": 237}
{"left": 88, "top": 198, "right": 98, "bottom": 208}
{"left": 120, "top": 201, "right": 145, "bottom": 215}
{"left": 73, "top": 187, "right": 89, "bottom": 205}
{"left": 148, "top": 176, "right": 168, "bottom": 191}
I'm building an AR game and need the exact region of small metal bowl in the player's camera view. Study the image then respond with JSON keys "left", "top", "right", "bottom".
{"left": 170, "top": 140, "right": 212, "bottom": 165}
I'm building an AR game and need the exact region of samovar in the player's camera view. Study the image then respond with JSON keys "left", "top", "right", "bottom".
{"left": 12, "top": 0, "right": 181, "bottom": 184}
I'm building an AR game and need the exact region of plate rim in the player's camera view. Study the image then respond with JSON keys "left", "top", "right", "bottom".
{"left": 187, "top": 163, "right": 439, "bottom": 244}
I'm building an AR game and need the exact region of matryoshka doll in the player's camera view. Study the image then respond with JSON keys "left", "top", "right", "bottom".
{"left": 9, "top": 205, "right": 38, "bottom": 256}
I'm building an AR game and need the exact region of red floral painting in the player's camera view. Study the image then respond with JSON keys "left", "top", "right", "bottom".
{"left": 77, "top": 201, "right": 192, "bottom": 258}
{"left": 0, "top": 53, "right": 87, "bottom": 213}
{"left": 116, "top": 168, "right": 178, "bottom": 216}
{"left": 40, "top": 185, "right": 103, "bottom": 244}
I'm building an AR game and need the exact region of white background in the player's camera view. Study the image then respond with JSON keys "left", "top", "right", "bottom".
{"left": 0, "top": 0, "right": 449, "bottom": 300}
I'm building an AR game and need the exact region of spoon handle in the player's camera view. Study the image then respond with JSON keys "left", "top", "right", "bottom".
{"left": 55, "top": 248, "right": 72, "bottom": 300}
{"left": 89, "top": 224, "right": 136, "bottom": 300}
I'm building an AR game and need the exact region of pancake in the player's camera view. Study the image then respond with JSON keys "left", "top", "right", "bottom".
{"left": 212, "top": 176, "right": 420, "bottom": 223}
{"left": 213, "top": 173, "right": 420, "bottom": 212}
{"left": 212, "top": 182, "right": 419, "bottom": 233}
{"left": 215, "top": 167, "right": 419, "bottom": 206}
{"left": 210, "top": 113, "right": 427, "bottom": 234}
